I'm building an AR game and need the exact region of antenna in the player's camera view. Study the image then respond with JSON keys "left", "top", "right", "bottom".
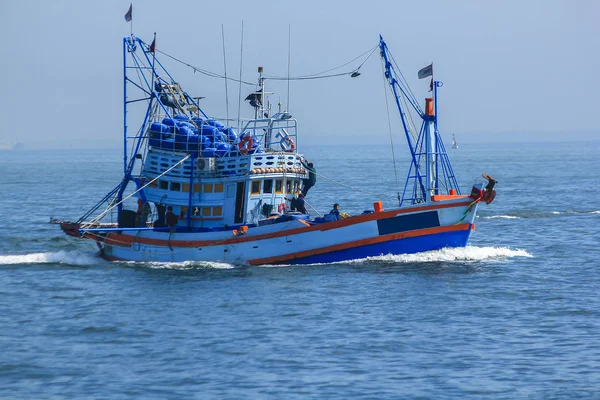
{"left": 221, "top": 24, "right": 229, "bottom": 124}
{"left": 236, "top": 21, "right": 244, "bottom": 131}
{"left": 287, "top": 24, "right": 291, "bottom": 111}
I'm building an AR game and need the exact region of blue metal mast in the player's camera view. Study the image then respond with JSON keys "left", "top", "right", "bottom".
{"left": 379, "top": 36, "right": 461, "bottom": 206}
{"left": 115, "top": 35, "right": 209, "bottom": 218}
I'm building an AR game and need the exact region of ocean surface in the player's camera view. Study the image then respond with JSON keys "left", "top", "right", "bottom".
{"left": 1, "top": 141, "right": 599, "bottom": 399}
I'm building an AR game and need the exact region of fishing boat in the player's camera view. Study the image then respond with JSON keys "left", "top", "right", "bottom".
{"left": 54, "top": 34, "right": 497, "bottom": 265}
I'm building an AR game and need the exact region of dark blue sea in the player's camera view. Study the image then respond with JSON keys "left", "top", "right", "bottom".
{"left": 1, "top": 141, "right": 599, "bottom": 399}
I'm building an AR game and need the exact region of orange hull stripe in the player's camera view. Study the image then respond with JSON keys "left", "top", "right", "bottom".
{"left": 247, "top": 223, "right": 475, "bottom": 265}
{"left": 431, "top": 194, "right": 469, "bottom": 201}
{"left": 101, "top": 201, "right": 474, "bottom": 248}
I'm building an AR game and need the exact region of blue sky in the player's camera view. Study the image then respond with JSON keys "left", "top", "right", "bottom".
{"left": 1, "top": 0, "right": 598, "bottom": 148}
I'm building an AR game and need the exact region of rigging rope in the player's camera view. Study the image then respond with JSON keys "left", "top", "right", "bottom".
{"left": 82, "top": 154, "right": 192, "bottom": 228}
{"left": 156, "top": 49, "right": 255, "bottom": 86}
{"left": 314, "top": 169, "right": 398, "bottom": 202}
{"left": 265, "top": 45, "right": 378, "bottom": 81}
{"left": 157, "top": 43, "right": 378, "bottom": 85}
{"left": 380, "top": 62, "right": 401, "bottom": 203}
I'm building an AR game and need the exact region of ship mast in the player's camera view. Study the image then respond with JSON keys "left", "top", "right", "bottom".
{"left": 379, "top": 35, "right": 461, "bottom": 206}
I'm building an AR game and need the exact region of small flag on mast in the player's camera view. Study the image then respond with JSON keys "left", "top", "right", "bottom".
{"left": 124, "top": 4, "right": 132, "bottom": 22}
{"left": 418, "top": 63, "right": 433, "bottom": 79}
{"left": 149, "top": 38, "right": 156, "bottom": 53}
{"left": 429, "top": 77, "right": 433, "bottom": 92}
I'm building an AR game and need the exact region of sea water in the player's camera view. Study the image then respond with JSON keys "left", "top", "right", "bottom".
{"left": 0, "top": 141, "right": 599, "bottom": 399}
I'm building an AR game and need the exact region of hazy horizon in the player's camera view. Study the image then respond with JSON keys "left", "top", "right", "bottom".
{"left": 1, "top": 0, "right": 598, "bottom": 149}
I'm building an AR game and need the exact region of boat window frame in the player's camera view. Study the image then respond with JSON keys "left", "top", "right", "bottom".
{"left": 275, "top": 179, "right": 283, "bottom": 194}
{"left": 251, "top": 180, "right": 261, "bottom": 195}
{"left": 285, "top": 180, "right": 291, "bottom": 194}
{"left": 263, "top": 179, "right": 273, "bottom": 194}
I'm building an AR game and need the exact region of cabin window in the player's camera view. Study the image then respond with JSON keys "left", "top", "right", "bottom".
{"left": 202, "top": 207, "right": 211, "bottom": 217}
{"left": 275, "top": 179, "right": 283, "bottom": 194}
{"left": 213, "top": 206, "right": 223, "bottom": 216}
{"left": 204, "top": 183, "right": 214, "bottom": 193}
{"left": 264, "top": 179, "right": 273, "bottom": 194}
{"left": 215, "top": 183, "right": 224, "bottom": 193}
{"left": 193, "top": 207, "right": 200, "bottom": 216}
{"left": 251, "top": 180, "right": 261, "bottom": 195}
{"left": 159, "top": 180, "right": 169, "bottom": 190}
{"left": 193, "top": 183, "right": 202, "bottom": 193}
{"left": 180, "top": 206, "right": 188, "bottom": 217}
{"left": 293, "top": 180, "right": 300, "bottom": 194}
{"left": 148, "top": 180, "right": 158, "bottom": 188}
{"left": 182, "top": 183, "right": 190, "bottom": 192}
{"left": 285, "top": 180, "right": 291, "bottom": 194}
{"left": 170, "top": 182, "right": 181, "bottom": 191}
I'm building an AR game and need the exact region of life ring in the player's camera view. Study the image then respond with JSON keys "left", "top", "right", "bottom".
{"left": 284, "top": 137, "right": 295, "bottom": 152}
{"left": 238, "top": 136, "right": 253, "bottom": 154}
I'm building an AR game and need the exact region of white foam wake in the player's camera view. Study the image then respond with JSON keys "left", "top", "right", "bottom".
{"left": 0, "top": 251, "right": 102, "bottom": 266}
{"left": 139, "top": 260, "right": 235, "bottom": 270}
{"left": 360, "top": 246, "right": 532, "bottom": 264}
{"left": 482, "top": 215, "right": 519, "bottom": 219}
{"left": 552, "top": 210, "right": 600, "bottom": 215}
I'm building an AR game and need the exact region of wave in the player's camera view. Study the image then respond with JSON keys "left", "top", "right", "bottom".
{"left": 134, "top": 260, "right": 235, "bottom": 270}
{"left": 354, "top": 246, "right": 532, "bottom": 264}
{"left": 481, "top": 209, "right": 600, "bottom": 219}
{"left": 551, "top": 210, "right": 600, "bottom": 215}
{"left": 0, "top": 251, "right": 103, "bottom": 266}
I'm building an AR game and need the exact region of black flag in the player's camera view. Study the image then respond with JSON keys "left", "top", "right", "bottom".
{"left": 418, "top": 63, "right": 433, "bottom": 79}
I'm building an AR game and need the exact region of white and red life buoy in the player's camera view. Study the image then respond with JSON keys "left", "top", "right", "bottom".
{"left": 238, "top": 136, "right": 253, "bottom": 155}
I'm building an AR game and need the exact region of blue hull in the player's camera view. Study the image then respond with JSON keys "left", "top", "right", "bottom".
{"left": 287, "top": 228, "right": 473, "bottom": 265}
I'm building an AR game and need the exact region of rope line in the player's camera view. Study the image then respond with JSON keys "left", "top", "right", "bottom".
{"left": 82, "top": 154, "right": 191, "bottom": 228}
{"left": 381, "top": 60, "right": 401, "bottom": 203}
{"left": 455, "top": 197, "right": 480, "bottom": 224}
{"left": 314, "top": 169, "right": 397, "bottom": 201}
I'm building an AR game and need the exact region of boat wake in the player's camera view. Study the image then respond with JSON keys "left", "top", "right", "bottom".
{"left": 551, "top": 210, "right": 600, "bottom": 215}
{"left": 480, "top": 215, "right": 519, "bottom": 219}
{"left": 0, "top": 251, "right": 104, "bottom": 266}
{"left": 136, "top": 261, "right": 235, "bottom": 270}
{"left": 350, "top": 246, "right": 532, "bottom": 264}
{"left": 479, "top": 209, "right": 600, "bottom": 219}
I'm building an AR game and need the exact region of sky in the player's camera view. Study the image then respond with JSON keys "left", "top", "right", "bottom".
{"left": 1, "top": 0, "right": 599, "bottom": 149}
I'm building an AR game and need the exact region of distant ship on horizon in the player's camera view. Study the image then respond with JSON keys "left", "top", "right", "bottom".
{"left": 0, "top": 141, "right": 24, "bottom": 151}
{"left": 452, "top": 134, "right": 459, "bottom": 149}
